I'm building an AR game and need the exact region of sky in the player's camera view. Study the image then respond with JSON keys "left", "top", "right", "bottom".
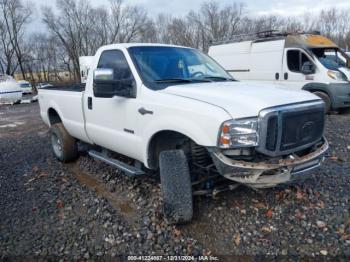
{"left": 29, "top": 0, "right": 350, "bottom": 33}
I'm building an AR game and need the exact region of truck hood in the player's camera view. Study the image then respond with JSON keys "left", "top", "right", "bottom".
{"left": 161, "top": 81, "right": 320, "bottom": 118}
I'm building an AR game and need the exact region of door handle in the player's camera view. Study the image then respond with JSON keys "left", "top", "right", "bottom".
{"left": 138, "top": 107, "right": 153, "bottom": 115}
{"left": 88, "top": 97, "right": 92, "bottom": 110}
{"left": 284, "top": 72, "right": 288, "bottom": 80}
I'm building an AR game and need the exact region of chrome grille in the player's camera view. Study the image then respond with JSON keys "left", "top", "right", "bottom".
{"left": 256, "top": 101, "right": 325, "bottom": 157}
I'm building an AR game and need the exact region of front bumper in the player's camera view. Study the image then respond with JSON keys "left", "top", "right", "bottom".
{"left": 329, "top": 83, "right": 350, "bottom": 109}
{"left": 210, "top": 138, "right": 329, "bottom": 188}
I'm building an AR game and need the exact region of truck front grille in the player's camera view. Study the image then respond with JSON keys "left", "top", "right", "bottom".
{"left": 280, "top": 109, "right": 324, "bottom": 151}
{"left": 266, "top": 116, "right": 278, "bottom": 151}
{"left": 257, "top": 101, "right": 325, "bottom": 157}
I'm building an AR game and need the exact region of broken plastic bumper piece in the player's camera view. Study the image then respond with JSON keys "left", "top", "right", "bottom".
{"left": 211, "top": 138, "right": 329, "bottom": 188}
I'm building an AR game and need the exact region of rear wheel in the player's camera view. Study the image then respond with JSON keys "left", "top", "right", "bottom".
{"left": 159, "top": 150, "right": 193, "bottom": 224}
{"left": 313, "top": 91, "right": 331, "bottom": 113}
{"left": 50, "top": 123, "right": 78, "bottom": 162}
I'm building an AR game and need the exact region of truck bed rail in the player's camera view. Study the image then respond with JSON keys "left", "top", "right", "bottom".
{"left": 40, "top": 83, "right": 85, "bottom": 92}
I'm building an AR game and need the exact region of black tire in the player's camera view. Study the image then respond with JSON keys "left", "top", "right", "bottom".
{"left": 50, "top": 123, "right": 78, "bottom": 163}
{"left": 338, "top": 108, "right": 350, "bottom": 114}
{"left": 159, "top": 150, "right": 193, "bottom": 224}
{"left": 313, "top": 91, "right": 331, "bottom": 113}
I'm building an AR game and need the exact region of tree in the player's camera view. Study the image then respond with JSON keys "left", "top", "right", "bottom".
{"left": 42, "top": 0, "right": 151, "bottom": 81}
{"left": 0, "top": 18, "right": 17, "bottom": 75}
{"left": 0, "top": 0, "right": 32, "bottom": 78}
{"left": 9, "top": 0, "right": 350, "bottom": 84}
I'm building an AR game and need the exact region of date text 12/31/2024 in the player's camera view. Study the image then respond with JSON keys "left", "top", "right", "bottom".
{"left": 127, "top": 255, "right": 219, "bottom": 261}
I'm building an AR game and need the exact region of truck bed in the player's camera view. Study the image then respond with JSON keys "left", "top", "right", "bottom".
{"left": 41, "top": 83, "right": 85, "bottom": 92}
{"left": 38, "top": 84, "right": 91, "bottom": 143}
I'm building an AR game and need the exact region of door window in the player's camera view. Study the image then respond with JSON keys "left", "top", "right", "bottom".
{"left": 287, "top": 50, "right": 313, "bottom": 73}
{"left": 97, "top": 50, "right": 133, "bottom": 80}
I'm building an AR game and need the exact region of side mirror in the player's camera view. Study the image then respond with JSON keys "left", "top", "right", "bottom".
{"left": 93, "top": 68, "right": 136, "bottom": 98}
{"left": 301, "top": 62, "right": 316, "bottom": 75}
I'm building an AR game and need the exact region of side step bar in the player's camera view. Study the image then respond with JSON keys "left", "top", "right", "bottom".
{"left": 88, "top": 150, "right": 145, "bottom": 177}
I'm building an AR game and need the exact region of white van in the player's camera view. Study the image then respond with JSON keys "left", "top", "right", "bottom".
{"left": 208, "top": 31, "right": 350, "bottom": 113}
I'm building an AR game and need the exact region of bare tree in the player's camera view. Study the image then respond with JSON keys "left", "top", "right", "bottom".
{"left": 0, "top": 0, "right": 32, "bottom": 79}
{"left": 0, "top": 18, "right": 17, "bottom": 75}
{"left": 149, "top": 2, "right": 245, "bottom": 52}
{"left": 108, "top": 0, "right": 150, "bottom": 43}
{"left": 17, "top": 0, "right": 349, "bottom": 83}
{"left": 42, "top": 0, "right": 151, "bottom": 80}
{"left": 187, "top": 2, "right": 244, "bottom": 51}
{"left": 42, "top": 0, "right": 95, "bottom": 80}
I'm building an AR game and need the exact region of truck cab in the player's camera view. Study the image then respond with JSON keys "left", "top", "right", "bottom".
{"left": 38, "top": 43, "right": 328, "bottom": 224}
{"left": 208, "top": 31, "right": 350, "bottom": 113}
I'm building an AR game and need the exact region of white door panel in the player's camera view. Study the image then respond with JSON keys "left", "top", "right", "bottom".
{"left": 85, "top": 96, "right": 142, "bottom": 160}
{"left": 278, "top": 48, "right": 316, "bottom": 91}
{"left": 84, "top": 49, "right": 143, "bottom": 161}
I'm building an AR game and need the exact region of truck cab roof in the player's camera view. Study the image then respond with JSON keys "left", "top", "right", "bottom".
{"left": 97, "top": 43, "right": 193, "bottom": 51}
{"left": 210, "top": 31, "right": 337, "bottom": 50}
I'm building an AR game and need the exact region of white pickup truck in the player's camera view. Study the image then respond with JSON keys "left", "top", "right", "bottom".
{"left": 38, "top": 43, "right": 328, "bottom": 224}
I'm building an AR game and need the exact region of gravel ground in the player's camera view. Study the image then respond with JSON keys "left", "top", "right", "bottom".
{"left": 0, "top": 102, "right": 349, "bottom": 259}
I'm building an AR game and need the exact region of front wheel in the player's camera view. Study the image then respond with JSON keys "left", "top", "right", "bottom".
{"left": 159, "top": 150, "right": 193, "bottom": 224}
{"left": 338, "top": 108, "right": 350, "bottom": 114}
{"left": 50, "top": 123, "right": 78, "bottom": 163}
{"left": 313, "top": 91, "right": 331, "bottom": 113}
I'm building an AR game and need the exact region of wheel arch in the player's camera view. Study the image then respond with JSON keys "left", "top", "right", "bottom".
{"left": 48, "top": 107, "right": 62, "bottom": 126}
{"left": 302, "top": 83, "right": 333, "bottom": 104}
{"left": 146, "top": 130, "right": 197, "bottom": 170}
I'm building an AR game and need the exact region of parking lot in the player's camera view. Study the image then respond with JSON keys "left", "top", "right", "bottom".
{"left": 0, "top": 102, "right": 349, "bottom": 258}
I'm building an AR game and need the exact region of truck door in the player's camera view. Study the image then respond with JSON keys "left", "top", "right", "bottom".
{"left": 280, "top": 48, "right": 316, "bottom": 90}
{"left": 84, "top": 49, "right": 142, "bottom": 160}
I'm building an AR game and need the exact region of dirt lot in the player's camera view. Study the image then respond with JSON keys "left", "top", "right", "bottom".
{"left": 0, "top": 102, "right": 349, "bottom": 259}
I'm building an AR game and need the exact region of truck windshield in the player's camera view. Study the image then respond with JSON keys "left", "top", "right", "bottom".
{"left": 312, "top": 48, "right": 350, "bottom": 70}
{"left": 128, "top": 46, "right": 233, "bottom": 88}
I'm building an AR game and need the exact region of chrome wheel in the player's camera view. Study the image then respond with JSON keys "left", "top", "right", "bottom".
{"left": 51, "top": 132, "right": 62, "bottom": 158}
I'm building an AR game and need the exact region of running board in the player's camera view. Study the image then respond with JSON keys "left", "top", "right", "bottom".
{"left": 88, "top": 150, "right": 145, "bottom": 177}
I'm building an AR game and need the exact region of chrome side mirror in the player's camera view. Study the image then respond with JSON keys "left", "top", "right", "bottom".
{"left": 93, "top": 68, "right": 114, "bottom": 81}
{"left": 93, "top": 68, "right": 136, "bottom": 98}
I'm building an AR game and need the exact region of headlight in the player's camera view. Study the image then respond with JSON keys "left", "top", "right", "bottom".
{"left": 218, "top": 117, "right": 259, "bottom": 149}
{"left": 327, "top": 70, "right": 347, "bottom": 81}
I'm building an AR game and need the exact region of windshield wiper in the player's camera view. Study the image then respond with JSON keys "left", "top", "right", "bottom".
{"left": 154, "top": 78, "right": 211, "bottom": 83}
{"left": 154, "top": 78, "right": 193, "bottom": 83}
{"left": 202, "top": 76, "right": 234, "bottom": 81}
